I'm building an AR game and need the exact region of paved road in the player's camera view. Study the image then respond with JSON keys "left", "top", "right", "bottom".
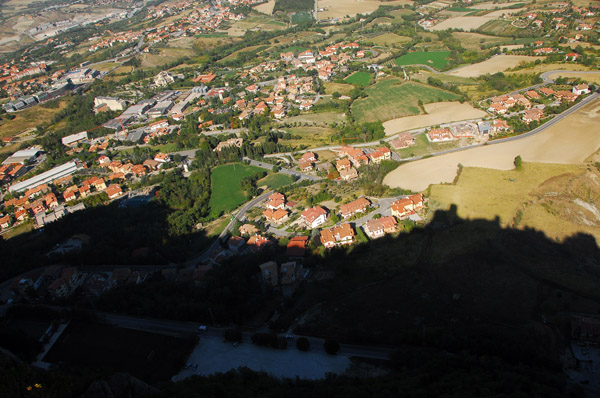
{"left": 99, "top": 311, "right": 393, "bottom": 360}
{"left": 243, "top": 157, "right": 322, "bottom": 182}
{"left": 184, "top": 190, "right": 274, "bottom": 267}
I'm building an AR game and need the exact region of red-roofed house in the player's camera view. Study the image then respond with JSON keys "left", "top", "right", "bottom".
{"left": 339, "top": 197, "right": 371, "bottom": 219}
{"left": 287, "top": 236, "right": 309, "bottom": 258}
{"left": 363, "top": 216, "right": 398, "bottom": 238}
{"left": 320, "top": 223, "right": 355, "bottom": 248}
{"left": 301, "top": 206, "right": 328, "bottom": 228}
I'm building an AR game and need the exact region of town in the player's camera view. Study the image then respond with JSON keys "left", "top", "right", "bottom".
{"left": 1, "top": 0, "right": 600, "bottom": 396}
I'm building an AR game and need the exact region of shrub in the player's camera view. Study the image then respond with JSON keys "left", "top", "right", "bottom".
{"left": 323, "top": 339, "right": 340, "bottom": 355}
{"left": 296, "top": 337, "right": 310, "bottom": 351}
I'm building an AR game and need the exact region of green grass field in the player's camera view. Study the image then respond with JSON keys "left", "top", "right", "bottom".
{"left": 351, "top": 79, "right": 460, "bottom": 123}
{"left": 209, "top": 163, "right": 265, "bottom": 215}
{"left": 395, "top": 51, "right": 451, "bottom": 70}
{"left": 345, "top": 71, "right": 372, "bottom": 86}
{"left": 291, "top": 11, "right": 313, "bottom": 24}
{"left": 446, "top": 6, "right": 475, "bottom": 12}
{"left": 258, "top": 173, "right": 295, "bottom": 189}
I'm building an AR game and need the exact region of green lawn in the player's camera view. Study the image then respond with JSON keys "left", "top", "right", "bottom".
{"left": 395, "top": 51, "right": 451, "bottom": 70}
{"left": 209, "top": 163, "right": 265, "bottom": 215}
{"left": 291, "top": 11, "right": 313, "bottom": 24}
{"left": 345, "top": 71, "right": 372, "bottom": 86}
{"left": 258, "top": 173, "right": 295, "bottom": 189}
{"left": 351, "top": 79, "right": 460, "bottom": 123}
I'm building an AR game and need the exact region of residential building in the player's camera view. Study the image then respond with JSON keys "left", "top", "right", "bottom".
{"left": 263, "top": 208, "right": 289, "bottom": 224}
{"left": 259, "top": 261, "right": 278, "bottom": 287}
{"left": 573, "top": 84, "right": 590, "bottom": 95}
{"left": 247, "top": 234, "right": 271, "bottom": 252}
{"left": 339, "top": 197, "right": 371, "bottom": 219}
{"left": 523, "top": 108, "right": 544, "bottom": 124}
{"left": 339, "top": 167, "right": 359, "bottom": 181}
{"left": 363, "top": 216, "right": 398, "bottom": 238}
{"left": 301, "top": 206, "right": 328, "bottom": 228}
{"left": 106, "top": 184, "right": 123, "bottom": 199}
{"left": 427, "top": 128, "right": 454, "bottom": 142}
{"left": 287, "top": 236, "right": 309, "bottom": 258}
{"left": 320, "top": 223, "right": 355, "bottom": 248}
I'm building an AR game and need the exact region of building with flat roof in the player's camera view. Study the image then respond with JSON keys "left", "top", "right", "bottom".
{"left": 9, "top": 161, "right": 81, "bottom": 193}
{"left": 2, "top": 147, "right": 43, "bottom": 165}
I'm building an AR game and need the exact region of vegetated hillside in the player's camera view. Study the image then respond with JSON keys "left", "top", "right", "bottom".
{"left": 273, "top": 0, "right": 314, "bottom": 13}
{"left": 292, "top": 207, "right": 600, "bottom": 371}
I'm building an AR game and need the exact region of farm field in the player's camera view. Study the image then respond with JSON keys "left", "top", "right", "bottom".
{"left": 284, "top": 111, "right": 345, "bottom": 125}
{"left": 367, "top": 32, "right": 411, "bottom": 47}
{"left": 258, "top": 173, "right": 295, "bottom": 189}
{"left": 284, "top": 125, "right": 335, "bottom": 148}
{"left": 383, "top": 102, "right": 487, "bottom": 135}
{"left": 505, "top": 63, "right": 591, "bottom": 75}
{"left": 352, "top": 79, "right": 460, "bottom": 123}
{"left": 344, "top": 71, "right": 372, "bottom": 86}
{"left": 395, "top": 51, "right": 450, "bottom": 70}
{"left": 44, "top": 321, "right": 195, "bottom": 382}
{"left": 316, "top": 0, "right": 411, "bottom": 19}
{"left": 429, "top": 16, "right": 494, "bottom": 31}
{"left": 451, "top": 32, "right": 507, "bottom": 50}
{"left": 383, "top": 98, "right": 600, "bottom": 191}
{"left": 254, "top": 0, "right": 276, "bottom": 14}
{"left": 209, "top": 163, "right": 266, "bottom": 215}
{"left": 227, "top": 17, "right": 286, "bottom": 36}
{"left": 447, "top": 54, "right": 540, "bottom": 78}
{"left": 545, "top": 71, "right": 600, "bottom": 85}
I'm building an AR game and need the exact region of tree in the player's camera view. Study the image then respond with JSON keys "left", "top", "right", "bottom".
{"left": 514, "top": 155, "right": 523, "bottom": 171}
{"left": 323, "top": 339, "right": 340, "bottom": 355}
{"left": 272, "top": 165, "right": 280, "bottom": 172}
{"left": 296, "top": 337, "right": 310, "bottom": 351}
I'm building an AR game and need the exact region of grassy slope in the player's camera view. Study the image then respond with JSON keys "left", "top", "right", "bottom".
{"left": 344, "top": 71, "right": 372, "bottom": 86}
{"left": 428, "top": 162, "right": 600, "bottom": 244}
{"left": 209, "top": 163, "right": 265, "bottom": 215}
{"left": 351, "top": 79, "right": 460, "bottom": 123}
{"left": 395, "top": 51, "right": 451, "bottom": 69}
{"left": 258, "top": 173, "right": 295, "bottom": 189}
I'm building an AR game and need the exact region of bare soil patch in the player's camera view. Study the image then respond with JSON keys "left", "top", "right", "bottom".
{"left": 429, "top": 16, "right": 494, "bottom": 31}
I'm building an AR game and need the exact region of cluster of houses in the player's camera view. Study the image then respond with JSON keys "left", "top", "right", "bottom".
{"left": 258, "top": 260, "right": 305, "bottom": 294}
{"left": 88, "top": 30, "right": 143, "bottom": 53}
{"left": 486, "top": 83, "right": 591, "bottom": 124}
{"left": 334, "top": 145, "right": 391, "bottom": 181}
{"left": 142, "top": 0, "right": 251, "bottom": 42}
{"left": 517, "top": 4, "right": 598, "bottom": 33}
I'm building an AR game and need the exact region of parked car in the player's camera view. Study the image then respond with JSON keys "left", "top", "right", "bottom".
{"left": 198, "top": 325, "right": 207, "bottom": 331}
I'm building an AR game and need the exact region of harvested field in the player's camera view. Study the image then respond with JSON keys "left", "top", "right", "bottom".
{"left": 383, "top": 102, "right": 487, "bottom": 135}
{"left": 429, "top": 16, "right": 494, "bottom": 31}
{"left": 317, "top": 0, "right": 411, "bottom": 20}
{"left": 470, "top": 1, "right": 529, "bottom": 10}
{"left": 451, "top": 32, "right": 505, "bottom": 50}
{"left": 254, "top": 0, "right": 276, "bottom": 14}
{"left": 351, "top": 79, "right": 460, "bottom": 123}
{"left": 545, "top": 71, "right": 600, "bottom": 85}
{"left": 506, "top": 63, "right": 591, "bottom": 75}
{"left": 447, "top": 54, "right": 540, "bottom": 78}
{"left": 383, "top": 98, "right": 600, "bottom": 191}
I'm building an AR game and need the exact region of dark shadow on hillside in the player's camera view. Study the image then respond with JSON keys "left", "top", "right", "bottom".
{"left": 0, "top": 199, "right": 211, "bottom": 283}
